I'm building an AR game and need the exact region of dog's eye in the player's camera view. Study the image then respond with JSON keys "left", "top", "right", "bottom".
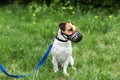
{"left": 67, "top": 27, "right": 73, "bottom": 32}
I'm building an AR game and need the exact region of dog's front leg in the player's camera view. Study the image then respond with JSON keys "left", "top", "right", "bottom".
{"left": 63, "top": 59, "right": 69, "bottom": 76}
{"left": 69, "top": 56, "right": 76, "bottom": 70}
{"left": 52, "top": 57, "right": 59, "bottom": 73}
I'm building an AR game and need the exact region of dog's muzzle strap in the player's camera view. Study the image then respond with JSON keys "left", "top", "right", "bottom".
{"left": 55, "top": 35, "right": 68, "bottom": 42}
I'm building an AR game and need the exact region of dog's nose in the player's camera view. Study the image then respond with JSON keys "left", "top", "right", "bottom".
{"left": 72, "top": 29, "right": 76, "bottom": 33}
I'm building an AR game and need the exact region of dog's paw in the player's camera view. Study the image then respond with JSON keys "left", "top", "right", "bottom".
{"left": 54, "top": 69, "right": 59, "bottom": 73}
{"left": 63, "top": 72, "right": 69, "bottom": 77}
{"left": 72, "top": 66, "right": 76, "bottom": 71}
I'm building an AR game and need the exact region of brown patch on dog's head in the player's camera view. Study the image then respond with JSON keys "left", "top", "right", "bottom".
{"left": 59, "top": 22, "right": 76, "bottom": 35}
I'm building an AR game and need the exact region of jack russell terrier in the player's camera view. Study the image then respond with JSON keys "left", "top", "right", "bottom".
{"left": 51, "top": 22, "right": 83, "bottom": 76}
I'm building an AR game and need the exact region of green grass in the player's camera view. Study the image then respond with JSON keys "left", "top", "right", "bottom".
{"left": 0, "top": 4, "right": 120, "bottom": 80}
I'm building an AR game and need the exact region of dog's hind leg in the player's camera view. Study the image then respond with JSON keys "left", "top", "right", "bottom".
{"left": 52, "top": 57, "right": 59, "bottom": 73}
{"left": 69, "top": 56, "right": 76, "bottom": 70}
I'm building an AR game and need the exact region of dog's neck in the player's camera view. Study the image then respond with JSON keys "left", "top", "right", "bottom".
{"left": 55, "top": 29, "right": 69, "bottom": 42}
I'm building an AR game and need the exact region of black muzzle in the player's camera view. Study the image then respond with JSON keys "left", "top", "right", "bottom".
{"left": 61, "top": 31, "right": 83, "bottom": 43}
{"left": 68, "top": 31, "right": 83, "bottom": 43}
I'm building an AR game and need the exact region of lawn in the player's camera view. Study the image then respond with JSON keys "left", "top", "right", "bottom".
{"left": 0, "top": 4, "right": 120, "bottom": 80}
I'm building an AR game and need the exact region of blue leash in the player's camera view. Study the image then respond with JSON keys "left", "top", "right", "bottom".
{"left": 0, "top": 43, "right": 53, "bottom": 78}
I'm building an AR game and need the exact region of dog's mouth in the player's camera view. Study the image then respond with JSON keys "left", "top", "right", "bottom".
{"left": 61, "top": 31, "right": 83, "bottom": 43}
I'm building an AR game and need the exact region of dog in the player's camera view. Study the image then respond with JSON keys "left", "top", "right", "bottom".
{"left": 51, "top": 22, "right": 82, "bottom": 76}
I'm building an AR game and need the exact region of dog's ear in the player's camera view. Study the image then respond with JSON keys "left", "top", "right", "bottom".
{"left": 59, "top": 23, "right": 66, "bottom": 31}
{"left": 70, "top": 22, "right": 74, "bottom": 25}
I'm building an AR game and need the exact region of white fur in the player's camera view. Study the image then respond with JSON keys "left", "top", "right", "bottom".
{"left": 51, "top": 29, "right": 76, "bottom": 76}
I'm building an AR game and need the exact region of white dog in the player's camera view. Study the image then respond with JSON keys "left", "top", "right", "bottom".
{"left": 51, "top": 22, "right": 80, "bottom": 76}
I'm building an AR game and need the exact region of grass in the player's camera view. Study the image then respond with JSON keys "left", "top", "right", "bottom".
{"left": 0, "top": 4, "right": 120, "bottom": 80}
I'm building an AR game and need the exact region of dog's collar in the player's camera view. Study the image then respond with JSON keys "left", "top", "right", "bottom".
{"left": 55, "top": 35, "right": 68, "bottom": 42}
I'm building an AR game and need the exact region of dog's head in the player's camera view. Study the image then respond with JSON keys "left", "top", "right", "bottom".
{"left": 59, "top": 22, "right": 83, "bottom": 43}
{"left": 59, "top": 22, "right": 76, "bottom": 35}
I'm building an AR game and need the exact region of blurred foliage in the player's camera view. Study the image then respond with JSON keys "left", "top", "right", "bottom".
{"left": 0, "top": 0, "right": 120, "bottom": 9}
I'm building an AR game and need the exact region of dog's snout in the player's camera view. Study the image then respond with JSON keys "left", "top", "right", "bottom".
{"left": 70, "top": 31, "right": 83, "bottom": 43}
